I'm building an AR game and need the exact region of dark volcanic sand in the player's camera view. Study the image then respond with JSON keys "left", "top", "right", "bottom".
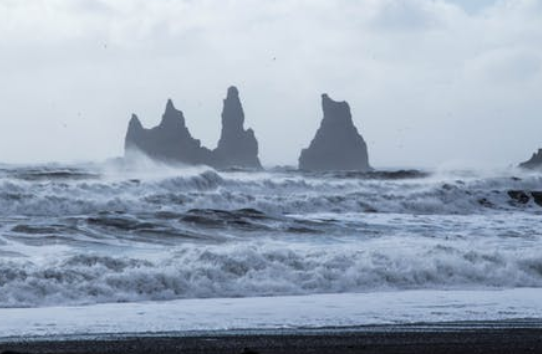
{"left": 2, "top": 323, "right": 542, "bottom": 354}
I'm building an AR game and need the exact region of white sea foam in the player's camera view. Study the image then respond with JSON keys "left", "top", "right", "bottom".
{"left": 0, "top": 164, "right": 541, "bottom": 217}
{"left": 1, "top": 237, "right": 542, "bottom": 308}
{"left": 2, "top": 289, "right": 542, "bottom": 338}
{"left": 1, "top": 163, "right": 541, "bottom": 310}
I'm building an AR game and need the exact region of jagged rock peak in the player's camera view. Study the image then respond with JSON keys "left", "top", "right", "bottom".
{"left": 167, "top": 98, "right": 174, "bottom": 109}
{"left": 222, "top": 86, "right": 244, "bottom": 131}
{"left": 227, "top": 86, "right": 239, "bottom": 98}
{"left": 321, "top": 94, "right": 354, "bottom": 126}
{"left": 214, "top": 86, "right": 262, "bottom": 169}
{"left": 124, "top": 87, "right": 262, "bottom": 169}
{"left": 519, "top": 148, "right": 542, "bottom": 170}
{"left": 124, "top": 98, "right": 210, "bottom": 164}
{"left": 128, "top": 114, "right": 143, "bottom": 130}
{"left": 299, "top": 94, "right": 371, "bottom": 171}
{"left": 322, "top": 93, "right": 348, "bottom": 109}
{"left": 161, "top": 99, "right": 185, "bottom": 127}
{"left": 125, "top": 114, "right": 144, "bottom": 154}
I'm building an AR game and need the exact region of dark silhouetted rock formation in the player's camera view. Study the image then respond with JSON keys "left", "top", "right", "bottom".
{"left": 212, "top": 87, "right": 262, "bottom": 169}
{"left": 519, "top": 149, "right": 542, "bottom": 170}
{"left": 508, "top": 190, "right": 542, "bottom": 207}
{"left": 125, "top": 99, "right": 213, "bottom": 165}
{"left": 508, "top": 190, "right": 530, "bottom": 204}
{"left": 124, "top": 87, "right": 261, "bottom": 169}
{"left": 299, "top": 94, "right": 371, "bottom": 171}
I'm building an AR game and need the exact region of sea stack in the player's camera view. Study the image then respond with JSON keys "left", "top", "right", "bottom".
{"left": 299, "top": 94, "right": 371, "bottom": 171}
{"left": 124, "top": 99, "right": 212, "bottom": 165}
{"left": 519, "top": 149, "right": 542, "bottom": 170}
{"left": 124, "top": 87, "right": 262, "bottom": 169}
{"left": 212, "top": 86, "right": 262, "bottom": 169}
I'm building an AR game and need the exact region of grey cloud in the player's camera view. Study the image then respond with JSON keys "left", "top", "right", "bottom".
{"left": 369, "top": 0, "right": 441, "bottom": 31}
{"left": 0, "top": 0, "right": 540, "bottom": 168}
{"left": 464, "top": 48, "right": 542, "bottom": 84}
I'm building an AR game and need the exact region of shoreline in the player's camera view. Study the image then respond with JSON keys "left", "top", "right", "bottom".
{"left": 2, "top": 321, "right": 542, "bottom": 354}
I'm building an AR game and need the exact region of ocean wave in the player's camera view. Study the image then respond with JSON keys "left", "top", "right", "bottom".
{"left": 1, "top": 243, "right": 541, "bottom": 308}
{"left": 0, "top": 166, "right": 541, "bottom": 217}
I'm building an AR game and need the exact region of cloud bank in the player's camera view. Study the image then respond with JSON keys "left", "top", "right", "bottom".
{"left": 0, "top": 0, "right": 540, "bottom": 168}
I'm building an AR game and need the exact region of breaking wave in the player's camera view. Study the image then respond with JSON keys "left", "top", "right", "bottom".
{"left": 1, "top": 162, "right": 542, "bottom": 309}
{"left": 0, "top": 164, "right": 542, "bottom": 217}
{"left": 1, "top": 242, "right": 542, "bottom": 308}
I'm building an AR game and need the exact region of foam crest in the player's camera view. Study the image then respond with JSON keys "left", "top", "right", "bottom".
{"left": 3, "top": 166, "right": 542, "bottom": 217}
{"left": 1, "top": 242, "right": 542, "bottom": 308}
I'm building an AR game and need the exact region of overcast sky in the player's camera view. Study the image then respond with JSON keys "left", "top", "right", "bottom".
{"left": 0, "top": 0, "right": 541, "bottom": 168}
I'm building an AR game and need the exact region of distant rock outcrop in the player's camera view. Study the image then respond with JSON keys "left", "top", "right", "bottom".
{"left": 299, "top": 94, "right": 371, "bottom": 171}
{"left": 519, "top": 149, "right": 542, "bottom": 170}
{"left": 124, "top": 86, "right": 261, "bottom": 169}
{"left": 125, "top": 99, "right": 213, "bottom": 165}
{"left": 212, "top": 87, "right": 262, "bottom": 169}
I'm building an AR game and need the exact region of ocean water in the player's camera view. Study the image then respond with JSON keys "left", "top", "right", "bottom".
{"left": 1, "top": 160, "right": 542, "bottom": 337}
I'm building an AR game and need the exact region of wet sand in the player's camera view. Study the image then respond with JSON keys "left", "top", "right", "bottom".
{"left": 1, "top": 322, "right": 542, "bottom": 354}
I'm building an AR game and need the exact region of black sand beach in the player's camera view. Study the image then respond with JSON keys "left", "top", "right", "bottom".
{"left": 2, "top": 322, "right": 542, "bottom": 354}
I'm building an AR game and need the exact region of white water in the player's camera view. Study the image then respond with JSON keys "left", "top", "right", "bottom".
{"left": 1, "top": 289, "right": 542, "bottom": 339}
{"left": 1, "top": 229, "right": 542, "bottom": 308}
{"left": 1, "top": 164, "right": 542, "bottom": 217}
{"left": 0, "top": 162, "right": 541, "bottom": 336}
